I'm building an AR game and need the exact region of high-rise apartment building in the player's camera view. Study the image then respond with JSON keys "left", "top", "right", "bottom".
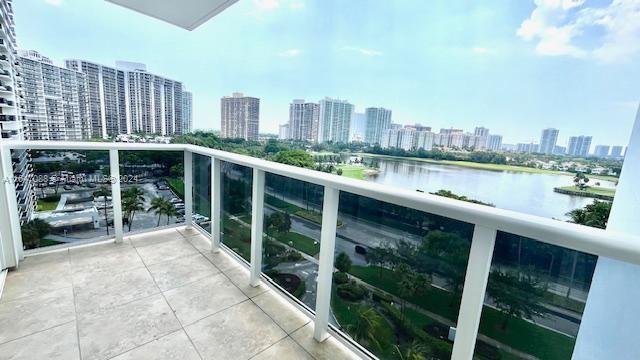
{"left": 364, "top": 107, "right": 392, "bottom": 144}
{"left": 594, "top": 145, "right": 610, "bottom": 158}
{"left": 1, "top": 0, "right": 35, "bottom": 224}
{"left": 488, "top": 134, "right": 503, "bottom": 151}
{"left": 611, "top": 146, "right": 624, "bottom": 158}
{"left": 318, "top": 98, "right": 352, "bottom": 143}
{"left": 539, "top": 128, "right": 559, "bottom": 154}
{"left": 415, "top": 131, "right": 435, "bottom": 151}
{"left": 182, "top": 91, "right": 192, "bottom": 134}
{"left": 19, "top": 50, "right": 90, "bottom": 140}
{"left": 349, "top": 112, "right": 366, "bottom": 142}
{"left": 517, "top": 142, "right": 539, "bottom": 153}
{"left": 473, "top": 126, "right": 490, "bottom": 149}
{"left": 278, "top": 124, "right": 289, "bottom": 140}
{"left": 65, "top": 60, "right": 185, "bottom": 137}
{"left": 288, "top": 99, "right": 318, "bottom": 142}
{"left": 567, "top": 136, "right": 592, "bottom": 157}
{"left": 220, "top": 92, "right": 259, "bottom": 140}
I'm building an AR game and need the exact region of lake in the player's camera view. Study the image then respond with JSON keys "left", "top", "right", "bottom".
{"left": 361, "top": 157, "right": 616, "bottom": 220}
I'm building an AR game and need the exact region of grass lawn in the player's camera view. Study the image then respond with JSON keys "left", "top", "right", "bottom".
{"left": 556, "top": 185, "right": 615, "bottom": 199}
{"left": 36, "top": 199, "right": 58, "bottom": 211}
{"left": 40, "top": 238, "right": 63, "bottom": 247}
{"left": 265, "top": 194, "right": 343, "bottom": 227}
{"left": 349, "top": 265, "right": 575, "bottom": 360}
{"left": 222, "top": 217, "right": 251, "bottom": 261}
{"left": 163, "top": 176, "right": 185, "bottom": 199}
{"left": 335, "top": 165, "right": 366, "bottom": 180}
{"left": 272, "top": 231, "right": 320, "bottom": 256}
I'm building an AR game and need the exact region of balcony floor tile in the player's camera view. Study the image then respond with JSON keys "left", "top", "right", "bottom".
{"left": 0, "top": 322, "right": 79, "bottom": 360}
{"left": 146, "top": 253, "right": 220, "bottom": 292}
{"left": 110, "top": 330, "right": 200, "bottom": 360}
{"left": 252, "top": 337, "right": 315, "bottom": 360}
{"left": 163, "top": 273, "right": 247, "bottom": 325}
{"left": 77, "top": 294, "right": 181, "bottom": 360}
{"left": 134, "top": 238, "right": 199, "bottom": 266}
{"left": 184, "top": 300, "right": 287, "bottom": 360}
{"left": 253, "top": 290, "right": 311, "bottom": 334}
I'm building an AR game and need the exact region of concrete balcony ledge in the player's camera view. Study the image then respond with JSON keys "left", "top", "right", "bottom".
{"left": 0, "top": 227, "right": 360, "bottom": 360}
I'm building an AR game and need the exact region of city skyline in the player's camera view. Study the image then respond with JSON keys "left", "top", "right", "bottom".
{"left": 13, "top": 0, "right": 640, "bottom": 146}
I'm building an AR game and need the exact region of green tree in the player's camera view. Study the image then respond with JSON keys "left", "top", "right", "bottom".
{"left": 347, "top": 307, "right": 384, "bottom": 351}
{"left": 566, "top": 200, "right": 611, "bottom": 229}
{"left": 21, "top": 219, "right": 52, "bottom": 250}
{"left": 336, "top": 168, "right": 343, "bottom": 176}
{"left": 272, "top": 150, "right": 315, "bottom": 168}
{"left": 266, "top": 212, "right": 292, "bottom": 234}
{"left": 393, "top": 342, "right": 427, "bottom": 360}
{"left": 122, "top": 187, "right": 145, "bottom": 231}
{"left": 487, "top": 270, "right": 547, "bottom": 330}
{"left": 573, "top": 172, "right": 590, "bottom": 190}
{"left": 164, "top": 203, "right": 179, "bottom": 225}
{"left": 94, "top": 186, "right": 111, "bottom": 235}
{"left": 335, "top": 252, "right": 352, "bottom": 273}
{"left": 148, "top": 196, "right": 169, "bottom": 226}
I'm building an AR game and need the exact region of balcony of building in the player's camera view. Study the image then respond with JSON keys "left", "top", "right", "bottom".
{"left": 0, "top": 139, "right": 639, "bottom": 360}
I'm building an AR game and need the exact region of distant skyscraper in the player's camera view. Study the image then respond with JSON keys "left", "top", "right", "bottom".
{"left": 65, "top": 59, "right": 186, "bottom": 137}
{"left": 415, "top": 131, "right": 435, "bottom": 151}
{"left": 594, "top": 145, "right": 610, "bottom": 158}
{"left": 318, "top": 98, "right": 353, "bottom": 143}
{"left": 611, "top": 146, "right": 624, "bottom": 158}
{"left": 567, "top": 136, "right": 592, "bottom": 157}
{"left": 288, "top": 100, "right": 319, "bottom": 142}
{"left": 517, "top": 142, "right": 539, "bottom": 153}
{"left": 487, "top": 135, "right": 503, "bottom": 151}
{"left": 539, "top": 128, "right": 559, "bottom": 154}
{"left": 474, "top": 126, "right": 490, "bottom": 149}
{"left": 20, "top": 50, "right": 90, "bottom": 140}
{"left": 350, "top": 112, "right": 366, "bottom": 142}
{"left": 278, "top": 124, "right": 289, "bottom": 140}
{"left": 364, "top": 107, "right": 392, "bottom": 144}
{"left": 220, "top": 92, "right": 260, "bottom": 140}
{"left": 1, "top": 0, "right": 35, "bottom": 224}
{"left": 182, "top": 91, "right": 193, "bottom": 134}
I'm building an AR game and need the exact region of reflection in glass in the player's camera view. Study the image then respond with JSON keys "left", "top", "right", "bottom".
{"left": 119, "top": 150, "right": 184, "bottom": 233}
{"left": 220, "top": 161, "right": 252, "bottom": 261}
{"left": 474, "top": 232, "right": 596, "bottom": 360}
{"left": 21, "top": 150, "right": 111, "bottom": 249}
{"left": 192, "top": 154, "right": 211, "bottom": 233}
{"left": 261, "top": 173, "right": 323, "bottom": 310}
{"left": 330, "top": 192, "right": 474, "bottom": 360}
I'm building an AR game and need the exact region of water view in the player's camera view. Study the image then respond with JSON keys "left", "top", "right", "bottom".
{"left": 362, "top": 157, "right": 617, "bottom": 220}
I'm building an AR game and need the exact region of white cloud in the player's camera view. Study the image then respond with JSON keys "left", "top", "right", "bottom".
{"left": 517, "top": 0, "right": 640, "bottom": 62}
{"left": 342, "top": 46, "right": 383, "bottom": 57}
{"left": 278, "top": 49, "right": 302, "bottom": 57}
{"left": 45, "top": 0, "right": 63, "bottom": 5}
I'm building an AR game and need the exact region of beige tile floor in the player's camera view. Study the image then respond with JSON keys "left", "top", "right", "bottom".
{"left": 0, "top": 227, "right": 361, "bottom": 360}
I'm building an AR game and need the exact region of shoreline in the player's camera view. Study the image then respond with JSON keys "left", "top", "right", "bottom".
{"left": 356, "top": 153, "right": 619, "bottom": 182}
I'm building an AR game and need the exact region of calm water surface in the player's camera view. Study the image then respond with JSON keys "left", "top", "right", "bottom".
{"left": 363, "top": 157, "right": 616, "bottom": 220}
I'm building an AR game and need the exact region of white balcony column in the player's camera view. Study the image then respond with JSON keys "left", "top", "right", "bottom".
{"left": 184, "top": 151, "right": 193, "bottom": 228}
{"left": 109, "top": 149, "right": 124, "bottom": 243}
{"left": 250, "top": 168, "right": 265, "bottom": 287}
{"left": 211, "top": 157, "right": 221, "bottom": 252}
{"left": 573, "top": 106, "right": 640, "bottom": 359}
{"left": 0, "top": 145, "right": 20, "bottom": 268}
{"left": 451, "top": 225, "right": 496, "bottom": 360}
{"left": 313, "top": 186, "right": 340, "bottom": 342}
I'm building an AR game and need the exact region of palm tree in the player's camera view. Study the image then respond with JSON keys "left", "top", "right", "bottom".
{"left": 393, "top": 342, "right": 426, "bottom": 360}
{"left": 122, "top": 186, "right": 145, "bottom": 231}
{"left": 164, "top": 202, "right": 179, "bottom": 225}
{"left": 148, "top": 196, "right": 168, "bottom": 226}
{"left": 347, "top": 307, "right": 383, "bottom": 351}
{"left": 94, "top": 186, "right": 111, "bottom": 235}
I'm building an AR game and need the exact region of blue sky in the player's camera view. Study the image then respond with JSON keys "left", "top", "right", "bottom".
{"left": 14, "top": 0, "right": 640, "bottom": 146}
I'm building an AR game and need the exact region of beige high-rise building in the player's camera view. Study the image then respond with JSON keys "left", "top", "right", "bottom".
{"left": 220, "top": 92, "right": 259, "bottom": 140}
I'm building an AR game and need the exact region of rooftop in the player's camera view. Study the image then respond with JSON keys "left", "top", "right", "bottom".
{"left": 0, "top": 226, "right": 358, "bottom": 360}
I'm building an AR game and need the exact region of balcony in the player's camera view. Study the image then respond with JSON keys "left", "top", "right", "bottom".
{"left": 0, "top": 141, "right": 639, "bottom": 360}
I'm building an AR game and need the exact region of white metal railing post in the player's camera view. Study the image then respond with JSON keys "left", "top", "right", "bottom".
{"left": 109, "top": 149, "right": 124, "bottom": 243}
{"left": 211, "top": 157, "right": 221, "bottom": 252}
{"left": 250, "top": 168, "right": 265, "bottom": 287}
{"left": 451, "top": 225, "right": 497, "bottom": 360}
{"left": 0, "top": 145, "right": 20, "bottom": 268}
{"left": 313, "top": 186, "right": 340, "bottom": 342}
{"left": 184, "top": 150, "right": 193, "bottom": 228}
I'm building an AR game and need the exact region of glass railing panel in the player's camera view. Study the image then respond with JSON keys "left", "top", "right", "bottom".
{"left": 330, "top": 192, "right": 474, "bottom": 359}
{"left": 118, "top": 150, "right": 185, "bottom": 233}
{"left": 220, "top": 161, "right": 252, "bottom": 261}
{"left": 261, "top": 173, "right": 323, "bottom": 310}
{"left": 473, "top": 232, "right": 596, "bottom": 360}
{"left": 19, "top": 149, "right": 111, "bottom": 250}
{"left": 192, "top": 153, "right": 211, "bottom": 233}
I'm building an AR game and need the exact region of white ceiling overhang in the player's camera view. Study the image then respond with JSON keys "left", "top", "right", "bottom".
{"left": 105, "top": 0, "right": 239, "bottom": 30}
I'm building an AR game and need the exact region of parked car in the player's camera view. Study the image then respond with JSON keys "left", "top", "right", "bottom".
{"left": 355, "top": 245, "right": 367, "bottom": 255}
